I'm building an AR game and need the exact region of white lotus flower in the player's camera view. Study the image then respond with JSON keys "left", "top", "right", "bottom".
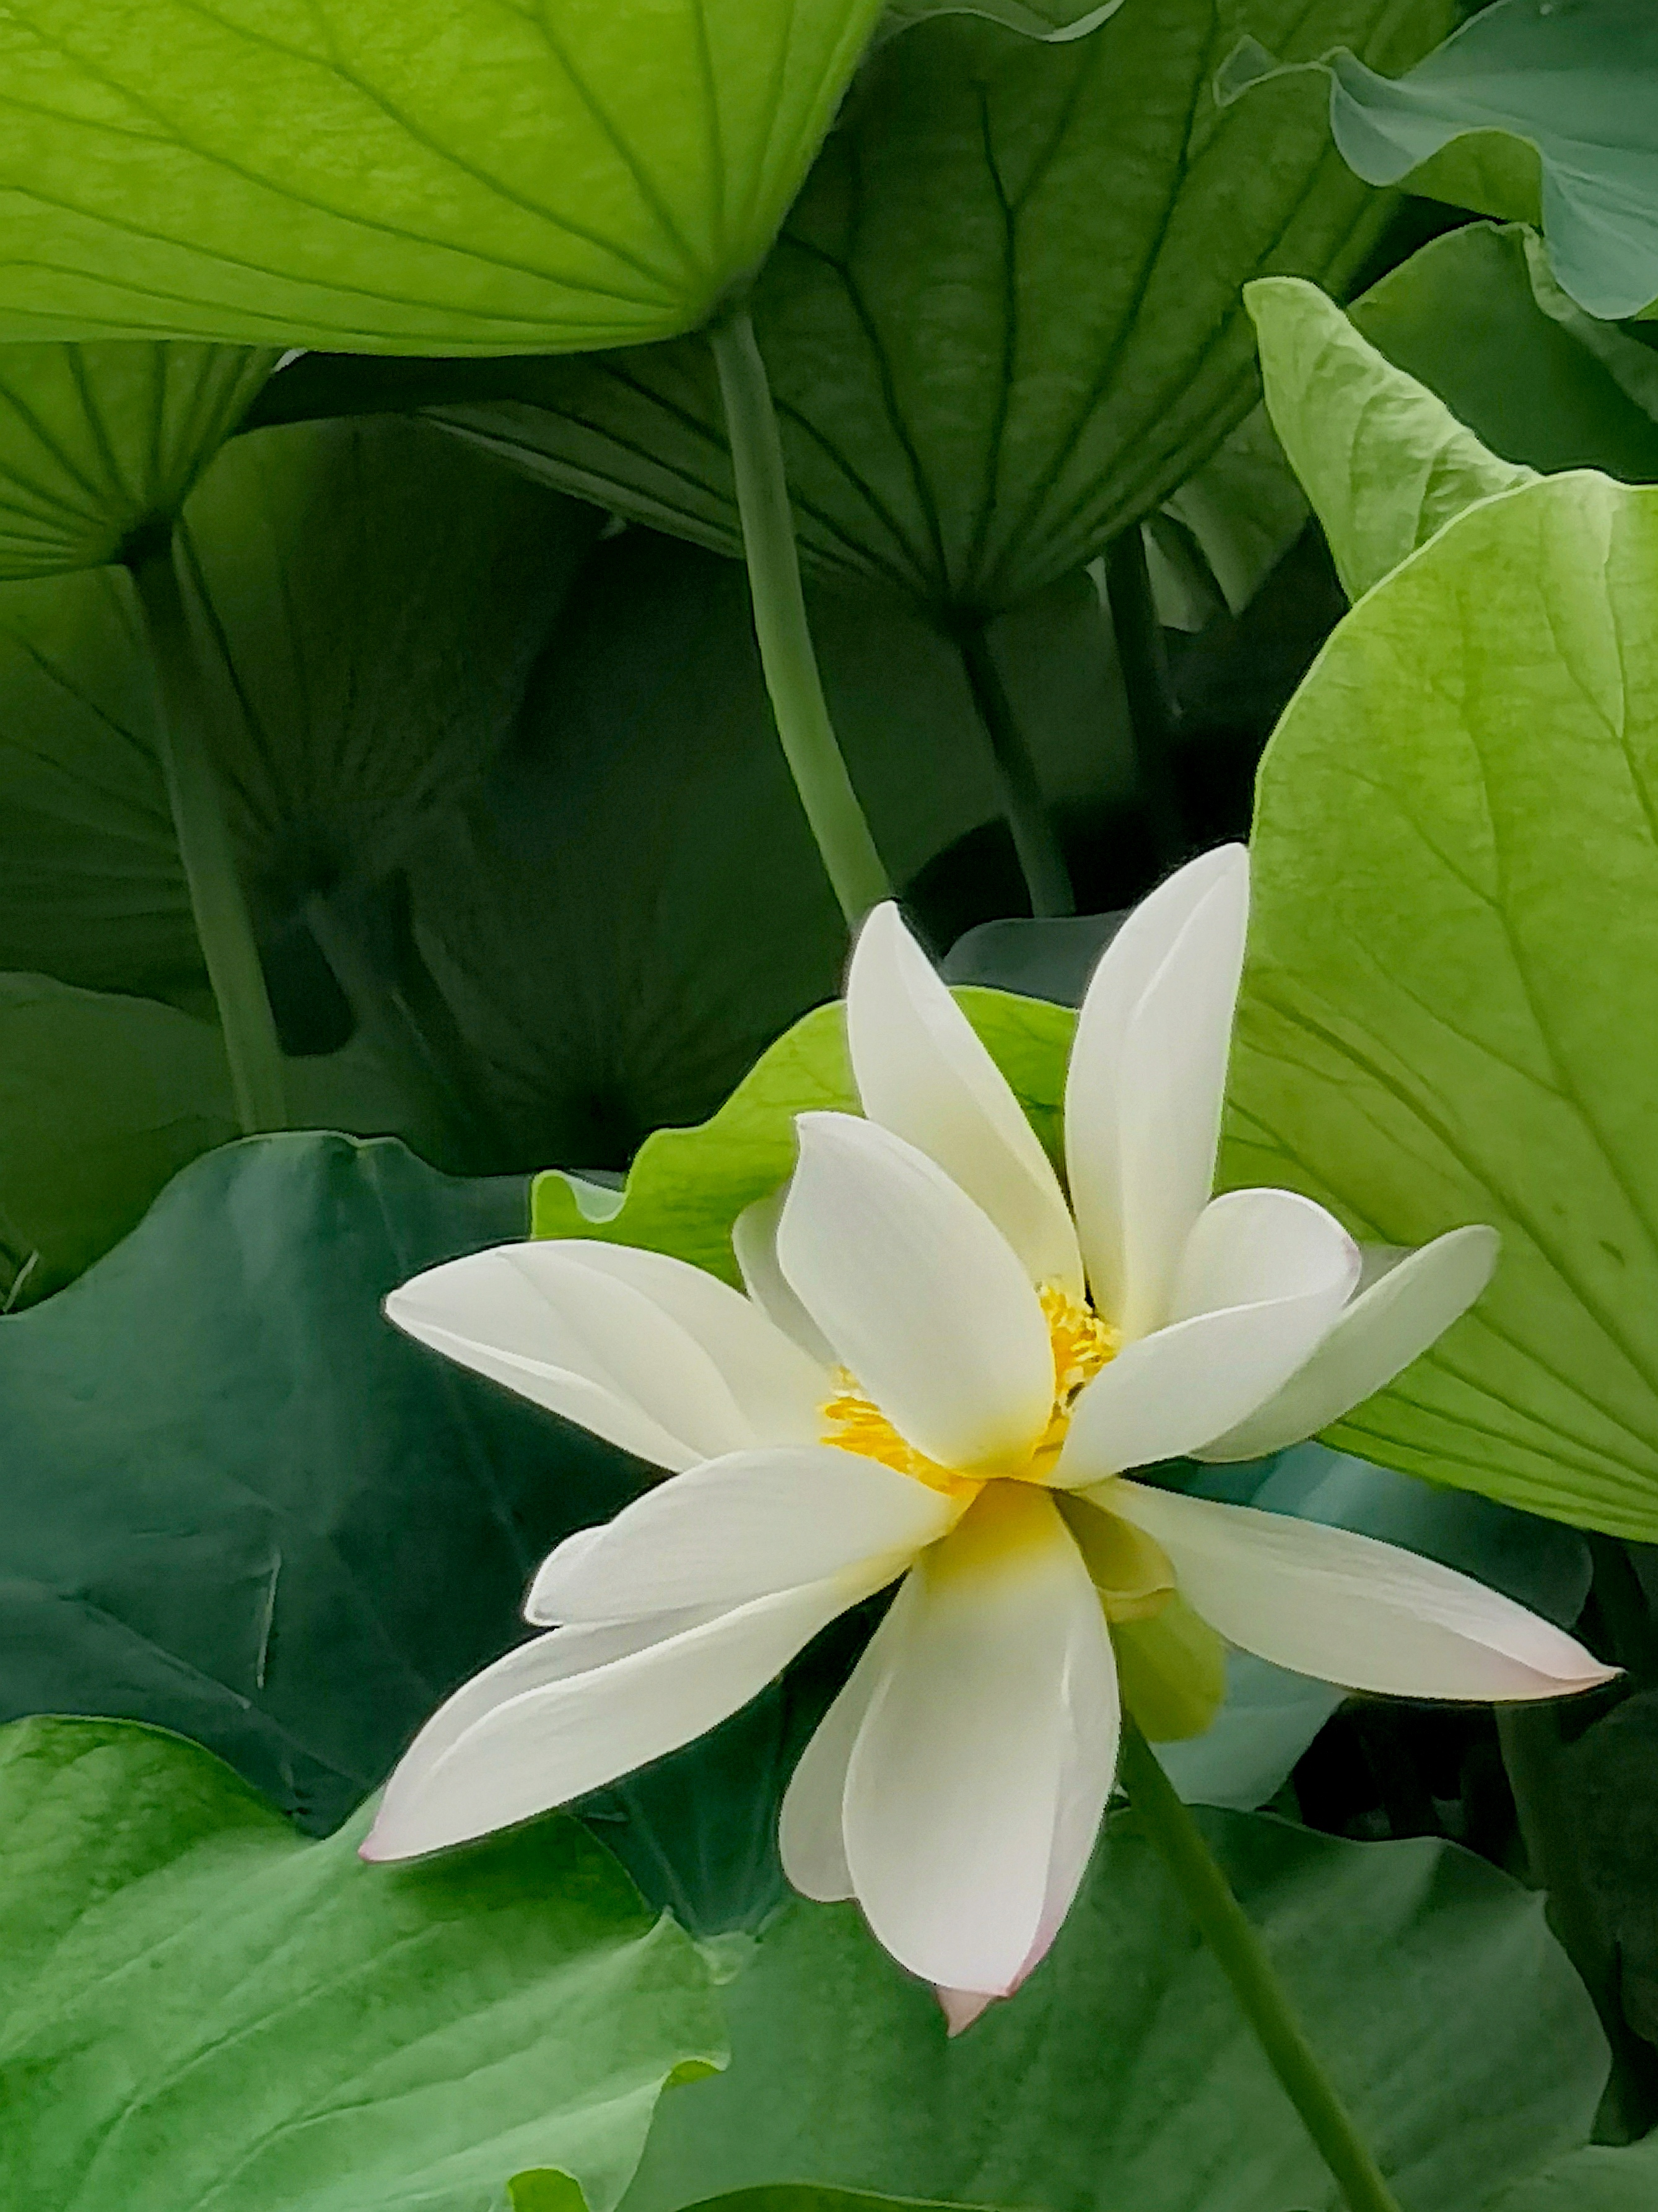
{"left": 363, "top": 843, "right": 1612, "bottom": 2026}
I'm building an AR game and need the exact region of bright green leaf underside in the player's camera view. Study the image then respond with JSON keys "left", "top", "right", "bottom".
{"left": 531, "top": 986, "right": 1075, "bottom": 1280}
{"left": 0, "top": 0, "right": 886, "bottom": 352}
{"left": 0, "top": 1715, "right": 724, "bottom": 2212}
{"left": 619, "top": 1809, "right": 1603, "bottom": 2212}
{"left": 0, "top": 341, "right": 277, "bottom": 578}
{"left": 256, "top": 0, "right": 1449, "bottom": 612}
{"left": 1228, "top": 469, "right": 1658, "bottom": 1541}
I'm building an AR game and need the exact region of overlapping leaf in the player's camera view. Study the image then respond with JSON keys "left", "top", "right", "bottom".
{"left": 0, "top": 0, "right": 886, "bottom": 351}
{"left": 0, "top": 415, "right": 588, "bottom": 999}
{"left": 530, "top": 970, "right": 1074, "bottom": 1278}
{"left": 1228, "top": 471, "right": 1658, "bottom": 1539}
{"left": 1349, "top": 223, "right": 1658, "bottom": 484}
{"left": 0, "top": 1717, "right": 723, "bottom": 2212}
{"left": 0, "top": 340, "right": 277, "bottom": 577}
{"left": 254, "top": 0, "right": 1449, "bottom": 616}
{"left": 1223, "top": 0, "right": 1658, "bottom": 319}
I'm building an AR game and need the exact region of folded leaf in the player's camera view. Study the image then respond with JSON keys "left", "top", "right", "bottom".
{"left": 1246, "top": 273, "right": 1535, "bottom": 599}
{"left": 1223, "top": 0, "right": 1658, "bottom": 320}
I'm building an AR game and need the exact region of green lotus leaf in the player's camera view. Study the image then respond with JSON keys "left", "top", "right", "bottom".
{"left": 1485, "top": 2138, "right": 1658, "bottom": 2211}
{"left": 0, "top": 1715, "right": 723, "bottom": 2212}
{"left": 0, "top": 416, "right": 588, "bottom": 1009}
{"left": 1227, "top": 469, "right": 1658, "bottom": 1539}
{"left": 0, "top": 1132, "right": 635, "bottom": 1832}
{"left": 531, "top": 978, "right": 1074, "bottom": 1279}
{"left": 248, "top": 0, "right": 1451, "bottom": 616}
{"left": 1348, "top": 222, "right": 1658, "bottom": 486}
{"left": 412, "top": 526, "right": 1112, "bottom": 1175}
{"left": 0, "top": 1125, "right": 850, "bottom": 1931}
{"left": 0, "top": 0, "right": 886, "bottom": 352}
{"left": 1245, "top": 272, "right": 1535, "bottom": 599}
{"left": 617, "top": 1811, "right": 1603, "bottom": 2212}
{"left": 0, "top": 341, "right": 277, "bottom": 578}
{"left": 1223, "top": 0, "right": 1658, "bottom": 320}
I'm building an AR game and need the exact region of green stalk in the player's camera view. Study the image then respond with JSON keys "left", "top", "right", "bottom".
{"left": 1119, "top": 1721, "right": 1405, "bottom": 2212}
{"left": 708, "top": 304, "right": 890, "bottom": 925}
{"left": 954, "top": 619, "right": 1075, "bottom": 918}
{"left": 1103, "top": 526, "right": 1185, "bottom": 871}
{"left": 128, "top": 539, "right": 288, "bottom": 1136}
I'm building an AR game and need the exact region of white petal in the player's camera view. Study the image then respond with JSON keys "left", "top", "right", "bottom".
{"left": 847, "top": 902, "right": 1083, "bottom": 1296}
{"left": 779, "top": 1596, "right": 906, "bottom": 1903}
{"left": 1065, "top": 845, "right": 1249, "bottom": 1338}
{"left": 733, "top": 1187, "right": 837, "bottom": 1365}
{"left": 362, "top": 1574, "right": 866, "bottom": 1860}
{"left": 1054, "top": 1195, "right": 1359, "bottom": 1480}
{"left": 841, "top": 1484, "right": 1117, "bottom": 1995}
{"left": 525, "top": 1445, "right": 957, "bottom": 1624}
{"left": 543, "top": 1239, "right": 832, "bottom": 1445}
{"left": 367, "top": 1606, "right": 715, "bottom": 1827}
{"left": 777, "top": 1113, "right": 1054, "bottom": 1473}
{"left": 1169, "top": 1187, "right": 1360, "bottom": 1323}
{"left": 1196, "top": 1226, "right": 1500, "bottom": 1462}
{"left": 386, "top": 1242, "right": 760, "bottom": 1470}
{"left": 1105, "top": 1479, "right": 1619, "bottom": 1700}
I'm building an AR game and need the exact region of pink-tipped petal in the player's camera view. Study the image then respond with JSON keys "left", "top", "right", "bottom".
{"left": 840, "top": 1484, "right": 1117, "bottom": 1996}
{"left": 1105, "top": 1479, "right": 1620, "bottom": 1700}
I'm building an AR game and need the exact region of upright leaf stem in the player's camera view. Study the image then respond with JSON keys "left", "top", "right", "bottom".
{"left": 1103, "top": 526, "right": 1186, "bottom": 871}
{"left": 129, "top": 539, "right": 289, "bottom": 1136}
{"left": 708, "top": 303, "right": 890, "bottom": 925}
{"left": 953, "top": 618, "right": 1076, "bottom": 918}
{"left": 1119, "top": 1721, "right": 1405, "bottom": 2212}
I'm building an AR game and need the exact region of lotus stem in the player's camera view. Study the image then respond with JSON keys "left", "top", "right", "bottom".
{"left": 709, "top": 302, "right": 890, "bottom": 926}
{"left": 128, "top": 537, "right": 289, "bottom": 1136}
{"left": 1120, "top": 1719, "right": 1405, "bottom": 2212}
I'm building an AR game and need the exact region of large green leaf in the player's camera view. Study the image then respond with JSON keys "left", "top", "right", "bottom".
{"left": 0, "top": 341, "right": 277, "bottom": 578}
{"left": 1226, "top": 470, "right": 1658, "bottom": 1540}
{"left": 1245, "top": 272, "right": 1535, "bottom": 599}
{"left": 0, "top": 969, "right": 496, "bottom": 1306}
{"left": 1486, "top": 2139, "right": 1658, "bottom": 2211}
{"left": 0, "top": 1131, "right": 647, "bottom": 1834}
{"left": 251, "top": 0, "right": 1449, "bottom": 615}
{"left": 1223, "top": 0, "right": 1658, "bottom": 319}
{"left": 0, "top": 972, "right": 232, "bottom": 1304}
{"left": 0, "top": 1125, "right": 853, "bottom": 1932}
{"left": 0, "top": 1715, "right": 723, "bottom": 2212}
{"left": 616, "top": 1811, "right": 1604, "bottom": 2212}
{"left": 0, "top": 415, "right": 588, "bottom": 1002}
{"left": 531, "top": 972, "right": 1075, "bottom": 1279}
{"left": 0, "top": 0, "right": 884, "bottom": 352}
{"left": 1349, "top": 222, "right": 1658, "bottom": 485}
{"left": 409, "top": 527, "right": 1103, "bottom": 1173}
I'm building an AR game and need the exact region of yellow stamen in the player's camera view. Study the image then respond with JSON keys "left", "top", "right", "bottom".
{"left": 819, "top": 1283, "right": 1121, "bottom": 1491}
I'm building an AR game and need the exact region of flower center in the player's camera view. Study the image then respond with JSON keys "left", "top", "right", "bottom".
{"left": 819, "top": 1286, "right": 1120, "bottom": 1492}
